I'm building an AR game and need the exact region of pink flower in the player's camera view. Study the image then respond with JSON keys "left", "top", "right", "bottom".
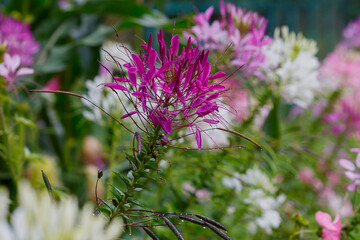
{"left": 320, "top": 48, "right": 360, "bottom": 138}
{"left": 339, "top": 148, "right": 360, "bottom": 191}
{"left": 103, "top": 30, "right": 228, "bottom": 148}
{"left": 341, "top": 16, "right": 360, "bottom": 49}
{"left": 0, "top": 53, "right": 34, "bottom": 90}
{"left": 184, "top": 0, "right": 271, "bottom": 78}
{"left": 0, "top": 14, "right": 40, "bottom": 66}
{"left": 315, "top": 211, "right": 342, "bottom": 240}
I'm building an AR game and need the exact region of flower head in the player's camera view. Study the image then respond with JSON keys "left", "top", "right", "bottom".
{"left": 184, "top": 0, "right": 271, "bottom": 78}
{"left": 0, "top": 14, "right": 40, "bottom": 66}
{"left": 261, "top": 26, "right": 320, "bottom": 108}
{"left": 0, "top": 53, "right": 34, "bottom": 90}
{"left": 340, "top": 16, "right": 360, "bottom": 49}
{"left": 0, "top": 181, "right": 122, "bottom": 240}
{"left": 315, "top": 211, "right": 342, "bottom": 240}
{"left": 104, "top": 30, "right": 228, "bottom": 148}
{"left": 339, "top": 148, "right": 360, "bottom": 191}
{"left": 320, "top": 48, "right": 360, "bottom": 137}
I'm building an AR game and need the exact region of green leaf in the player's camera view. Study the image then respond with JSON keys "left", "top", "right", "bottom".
{"left": 14, "top": 116, "right": 37, "bottom": 128}
{"left": 99, "top": 198, "right": 115, "bottom": 211}
{"left": 80, "top": 25, "right": 113, "bottom": 46}
{"left": 113, "top": 171, "right": 131, "bottom": 186}
{"left": 127, "top": 198, "right": 145, "bottom": 208}
{"left": 41, "top": 170, "right": 53, "bottom": 200}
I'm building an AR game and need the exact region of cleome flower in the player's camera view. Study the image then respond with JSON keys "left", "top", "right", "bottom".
{"left": 103, "top": 30, "right": 229, "bottom": 148}
{"left": 0, "top": 53, "right": 34, "bottom": 90}
{"left": 261, "top": 26, "right": 320, "bottom": 108}
{"left": 315, "top": 211, "right": 342, "bottom": 240}
{"left": 340, "top": 16, "right": 360, "bottom": 49}
{"left": 184, "top": 0, "right": 271, "bottom": 78}
{"left": 0, "top": 13, "right": 40, "bottom": 66}
{"left": 339, "top": 148, "right": 360, "bottom": 192}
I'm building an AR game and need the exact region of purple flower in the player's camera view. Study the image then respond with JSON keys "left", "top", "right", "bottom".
{"left": 340, "top": 16, "right": 360, "bottom": 49}
{"left": 0, "top": 14, "right": 40, "bottom": 66}
{"left": 184, "top": 0, "right": 271, "bottom": 78}
{"left": 0, "top": 53, "right": 34, "bottom": 90}
{"left": 339, "top": 148, "right": 360, "bottom": 191}
{"left": 104, "top": 30, "right": 228, "bottom": 148}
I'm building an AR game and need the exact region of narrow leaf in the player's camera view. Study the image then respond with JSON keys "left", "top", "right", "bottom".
{"left": 41, "top": 170, "right": 53, "bottom": 200}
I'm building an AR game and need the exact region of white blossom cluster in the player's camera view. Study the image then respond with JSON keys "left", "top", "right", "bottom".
{"left": 262, "top": 26, "right": 320, "bottom": 108}
{"left": 222, "top": 167, "right": 286, "bottom": 234}
{"left": 0, "top": 181, "right": 122, "bottom": 240}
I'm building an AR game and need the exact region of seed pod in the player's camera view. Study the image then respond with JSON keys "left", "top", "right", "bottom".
{"left": 162, "top": 217, "right": 184, "bottom": 240}
{"left": 179, "top": 215, "right": 205, "bottom": 226}
{"left": 97, "top": 169, "right": 103, "bottom": 179}
{"left": 195, "top": 214, "right": 228, "bottom": 232}
{"left": 203, "top": 222, "right": 232, "bottom": 240}
{"left": 143, "top": 227, "right": 159, "bottom": 240}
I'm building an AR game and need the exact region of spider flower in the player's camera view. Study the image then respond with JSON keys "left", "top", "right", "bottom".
{"left": 320, "top": 48, "right": 360, "bottom": 137}
{"left": 340, "top": 16, "right": 360, "bottom": 49}
{"left": 104, "top": 30, "right": 228, "bottom": 148}
{"left": 0, "top": 53, "right": 34, "bottom": 90}
{"left": 184, "top": 0, "right": 271, "bottom": 78}
{"left": 315, "top": 211, "right": 342, "bottom": 240}
{"left": 339, "top": 148, "right": 360, "bottom": 192}
{"left": 0, "top": 14, "right": 40, "bottom": 66}
{"left": 261, "top": 26, "right": 320, "bottom": 108}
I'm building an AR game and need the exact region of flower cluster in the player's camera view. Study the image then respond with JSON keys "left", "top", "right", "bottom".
{"left": 0, "top": 14, "right": 40, "bottom": 66}
{"left": 104, "top": 30, "right": 228, "bottom": 148}
{"left": 222, "top": 167, "right": 285, "bottom": 234}
{"left": 261, "top": 26, "right": 320, "bottom": 108}
{"left": 184, "top": 0, "right": 271, "bottom": 78}
{"left": 319, "top": 22, "right": 360, "bottom": 137}
{"left": 340, "top": 16, "right": 360, "bottom": 49}
{"left": 0, "top": 14, "right": 39, "bottom": 90}
{"left": 0, "top": 182, "right": 122, "bottom": 240}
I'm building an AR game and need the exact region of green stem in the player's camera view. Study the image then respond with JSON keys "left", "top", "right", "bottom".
{"left": 109, "top": 126, "right": 162, "bottom": 223}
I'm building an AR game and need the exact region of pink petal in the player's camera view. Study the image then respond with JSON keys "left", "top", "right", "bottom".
{"left": 196, "top": 127, "right": 202, "bottom": 149}
{"left": 315, "top": 211, "right": 338, "bottom": 231}
{"left": 344, "top": 171, "right": 360, "bottom": 181}
{"left": 113, "top": 77, "right": 130, "bottom": 82}
{"left": 104, "top": 82, "right": 128, "bottom": 91}
{"left": 171, "top": 35, "right": 179, "bottom": 56}
{"left": 339, "top": 159, "right": 356, "bottom": 171}
{"left": 5, "top": 54, "right": 20, "bottom": 72}
{"left": 0, "top": 64, "right": 9, "bottom": 76}
{"left": 16, "top": 67, "right": 34, "bottom": 76}
{"left": 121, "top": 111, "right": 137, "bottom": 119}
{"left": 132, "top": 54, "right": 145, "bottom": 74}
{"left": 159, "top": 117, "right": 172, "bottom": 135}
{"left": 209, "top": 71, "right": 226, "bottom": 80}
{"left": 202, "top": 119, "right": 219, "bottom": 124}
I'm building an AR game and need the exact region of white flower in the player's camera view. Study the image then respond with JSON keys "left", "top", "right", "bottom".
{"left": 222, "top": 173, "right": 242, "bottom": 192}
{"left": 245, "top": 189, "right": 286, "bottom": 234}
{"left": 0, "top": 181, "right": 122, "bottom": 240}
{"left": 241, "top": 167, "right": 276, "bottom": 193}
{"left": 82, "top": 75, "right": 121, "bottom": 122}
{"left": 262, "top": 26, "right": 320, "bottom": 108}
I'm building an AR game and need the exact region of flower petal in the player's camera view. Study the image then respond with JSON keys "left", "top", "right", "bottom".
{"left": 16, "top": 67, "right": 34, "bottom": 76}
{"left": 104, "top": 82, "right": 128, "bottom": 91}
{"left": 339, "top": 159, "right": 356, "bottom": 171}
